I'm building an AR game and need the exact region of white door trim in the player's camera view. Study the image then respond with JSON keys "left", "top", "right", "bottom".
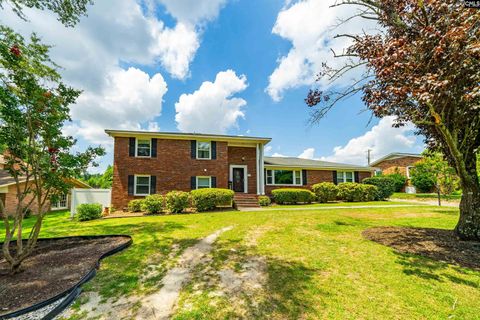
{"left": 229, "top": 165, "right": 248, "bottom": 194}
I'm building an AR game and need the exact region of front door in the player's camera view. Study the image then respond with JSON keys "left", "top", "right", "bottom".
{"left": 232, "top": 167, "right": 245, "bottom": 192}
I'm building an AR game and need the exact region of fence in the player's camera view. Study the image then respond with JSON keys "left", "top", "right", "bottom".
{"left": 70, "top": 188, "right": 111, "bottom": 217}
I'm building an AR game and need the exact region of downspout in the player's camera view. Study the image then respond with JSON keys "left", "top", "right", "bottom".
{"left": 256, "top": 143, "right": 260, "bottom": 195}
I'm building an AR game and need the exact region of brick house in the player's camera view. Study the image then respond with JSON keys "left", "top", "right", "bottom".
{"left": 370, "top": 152, "right": 423, "bottom": 190}
{"left": 0, "top": 155, "right": 91, "bottom": 215}
{"left": 106, "top": 130, "right": 374, "bottom": 209}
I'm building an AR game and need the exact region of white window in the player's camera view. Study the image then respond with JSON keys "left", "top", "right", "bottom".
{"left": 265, "top": 169, "right": 302, "bottom": 186}
{"left": 196, "top": 141, "right": 211, "bottom": 159}
{"left": 337, "top": 171, "right": 355, "bottom": 183}
{"left": 51, "top": 194, "right": 68, "bottom": 210}
{"left": 135, "top": 175, "right": 151, "bottom": 196}
{"left": 196, "top": 176, "right": 211, "bottom": 189}
{"left": 136, "top": 139, "right": 151, "bottom": 157}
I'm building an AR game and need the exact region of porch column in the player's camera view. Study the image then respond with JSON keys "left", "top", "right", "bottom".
{"left": 258, "top": 143, "right": 265, "bottom": 195}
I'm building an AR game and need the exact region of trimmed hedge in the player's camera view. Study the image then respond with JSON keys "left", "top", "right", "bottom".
{"left": 165, "top": 191, "right": 190, "bottom": 213}
{"left": 337, "top": 183, "right": 379, "bottom": 202}
{"left": 271, "top": 188, "right": 315, "bottom": 205}
{"left": 311, "top": 182, "right": 338, "bottom": 203}
{"left": 362, "top": 176, "right": 396, "bottom": 200}
{"left": 76, "top": 203, "right": 103, "bottom": 221}
{"left": 141, "top": 194, "right": 165, "bottom": 214}
{"left": 191, "top": 188, "right": 234, "bottom": 212}
{"left": 128, "top": 199, "right": 144, "bottom": 212}
{"left": 258, "top": 195, "right": 271, "bottom": 206}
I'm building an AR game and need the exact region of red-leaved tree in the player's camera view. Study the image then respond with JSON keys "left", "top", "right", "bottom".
{"left": 306, "top": 0, "right": 480, "bottom": 240}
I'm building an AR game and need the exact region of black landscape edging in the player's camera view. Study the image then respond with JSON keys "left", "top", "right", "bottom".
{"left": 0, "top": 235, "right": 132, "bottom": 320}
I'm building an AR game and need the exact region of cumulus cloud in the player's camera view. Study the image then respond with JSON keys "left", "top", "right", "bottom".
{"left": 157, "top": 0, "right": 227, "bottom": 26}
{"left": 320, "top": 116, "right": 423, "bottom": 165}
{"left": 71, "top": 67, "right": 168, "bottom": 144}
{"left": 175, "top": 70, "right": 248, "bottom": 133}
{"left": 264, "top": 145, "right": 273, "bottom": 154}
{"left": 298, "top": 147, "right": 315, "bottom": 159}
{"left": 267, "top": 0, "right": 377, "bottom": 101}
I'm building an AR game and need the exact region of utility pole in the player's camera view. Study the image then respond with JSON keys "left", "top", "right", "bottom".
{"left": 367, "top": 149, "right": 372, "bottom": 165}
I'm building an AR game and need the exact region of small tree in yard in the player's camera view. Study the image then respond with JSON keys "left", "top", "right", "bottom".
{"left": 0, "top": 27, "right": 104, "bottom": 273}
{"left": 306, "top": 1, "right": 480, "bottom": 240}
{"left": 411, "top": 152, "right": 460, "bottom": 205}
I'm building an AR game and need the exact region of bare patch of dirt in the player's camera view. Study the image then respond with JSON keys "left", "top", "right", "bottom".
{"left": 363, "top": 227, "right": 480, "bottom": 270}
{"left": 0, "top": 236, "right": 130, "bottom": 315}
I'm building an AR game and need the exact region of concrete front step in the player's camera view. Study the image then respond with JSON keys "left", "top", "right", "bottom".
{"left": 233, "top": 194, "right": 260, "bottom": 208}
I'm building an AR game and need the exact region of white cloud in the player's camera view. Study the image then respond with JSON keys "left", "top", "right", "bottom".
{"left": 72, "top": 67, "right": 167, "bottom": 144}
{"left": 320, "top": 116, "right": 423, "bottom": 165}
{"left": 157, "top": 0, "right": 227, "bottom": 25}
{"left": 298, "top": 147, "right": 315, "bottom": 159}
{"left": 267, "top": 0, "right": 377, "bottom": 101}
{"left": 264, "top": 145, "right": 273, "bottom": 154}
{"left": 272, "top": 152, "right": 287, "bottom": 157}
{"left": 175, "top": 70, "right": 248, "bottom": 133}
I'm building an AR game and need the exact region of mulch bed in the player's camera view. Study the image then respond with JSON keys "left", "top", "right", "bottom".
{"left": 363, "top": 227, "right": 480, "bottom": 270}
{"left": 0, "top": 236, "right": 131, "bottom": 315}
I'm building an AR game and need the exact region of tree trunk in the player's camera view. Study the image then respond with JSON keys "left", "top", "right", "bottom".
{"left": 455, "top": 183, "right": 480, "bottom": 240}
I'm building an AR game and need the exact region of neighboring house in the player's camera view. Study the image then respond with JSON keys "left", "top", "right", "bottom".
{"left": 106, "top": 130, "right": 374, "bottom": 209}
{"left": 370, "top": 152, "right": 423, "bottom": 190}
{"left": 0, "top": 155, "right": 91, "bottom": 215}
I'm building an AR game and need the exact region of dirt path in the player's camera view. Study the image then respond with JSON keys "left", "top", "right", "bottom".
{"left": 136, "top": 226, "right": 233, "bottom": 320}
{"left": 390, "top": 198, "right": 459, "bottom": 207}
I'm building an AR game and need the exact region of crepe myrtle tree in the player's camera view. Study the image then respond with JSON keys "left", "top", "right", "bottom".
{"left": 306, "top": 0, "right": 480, "bottom": 240}
{"left": 0, "top": 0, "right": 92, "bottom": 27}
{"left": 0, "top": 27, "right": 104, "bottom": 273}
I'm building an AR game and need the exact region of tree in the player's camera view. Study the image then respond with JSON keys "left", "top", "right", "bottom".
{"left": 306, "top": 1, "right": 480, "bottom": 240}
{"left": 0, "top": 0, "right": 92, "bottom": 27}
{"left": 80, "top": 165, "right": 113, "bottom": 189}
{"left": 0, "top": 27, "right": 104, "bottom": 273}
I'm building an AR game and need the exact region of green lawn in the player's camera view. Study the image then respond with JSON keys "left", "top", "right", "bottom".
{"left": 392, "top": 192, "right": 462, "bottom": 201}
{"left": 2, "top": 204, "right": 479, "bottom": 319}
{"left": 267, "top": 200, "right": 416, "bottom": 209}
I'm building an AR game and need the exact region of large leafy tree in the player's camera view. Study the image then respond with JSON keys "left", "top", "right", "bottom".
{"left": 80, "top": 165, "right": 113, "bottom": 189}
{"left": 0, "top": 0, "right": 92, "bottom": 26}
{"left": 306, "top": 0, "right": 480, "bottom": 240}
{"left": 0, "top": 27, "right": 104, "bottom": 273}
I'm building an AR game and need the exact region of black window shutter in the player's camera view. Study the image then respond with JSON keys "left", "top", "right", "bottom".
{"left": 211, "top": 176, "right": 216, "bottom": 188}
{"left": 211, "top": 141, "right": 217, "bottom": 159}
{"left": 302, "top": 170, "right": 307, "bottom": 185}
{"left": 191, "top": 176, "right": 196, "bottom": 190}
{"left": 191, "top": 140, "right": 197, "bottom": 159}
{"left": 332, "top": 171, "right": 338, "bottom": 185}
{"left": 150, "top": 176, "right": 156, "bottom": 194}
{"left": 354, "top": 171, "right": 360, "bottom": 183}
{"left": 151, "top": 138, "right": 157, "bottom": 158}
{"left": 129, "top": 138, "right": 136, "bottom": 157}
{"left": 128, "top": 175, "right": 134, "bottom": 195}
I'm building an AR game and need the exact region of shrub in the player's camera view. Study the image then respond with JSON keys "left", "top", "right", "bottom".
{"left": 411, "top": 171, "right": 436, "bottom": 193}
{"left": 311, "top": 182, "right": 338, "bottom": 203}
{"left": 76, "top": 203, "right": 102, "bottom": 221}
{"left": 190, "top": 188, "right": 234, "bottom": 212}
{"left": 165, "top": 191, "right": 190, "bottom": 213}
{"left": 363, "top": 176, "right": 396, "bottom": 200}
{"left": 141, "top": 194, "right": 165, "bottom": 214}
{"left": 385, "top": 173, "right": 407, "bottom": 192}
{"left": 258, "top": 195, "right": 271, "bottom": 206}
{"left": 128, "top": 199, "right": 144, "bottom": 212}
{"left": 271, "top": 188, "right": 315, "bottom": 205}
{"left": 337, "top": 183, "right": 379, "bottom": 202}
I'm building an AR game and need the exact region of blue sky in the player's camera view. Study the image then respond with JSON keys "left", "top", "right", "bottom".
{"left": 1, "top": 0, "right": 424, "bottom": 172}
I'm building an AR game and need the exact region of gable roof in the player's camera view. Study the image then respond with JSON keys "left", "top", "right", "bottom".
{"left": 264, "top": 156, "right": 374, "bottom": 171}
{"left": 0, "top": 170, "right": 91, "bottom": 189}
{"left": 105, "top": 129, "right": 272, "bottom": 144}
{"left": 369, "top": 152, "right": 423, "bottom": 167}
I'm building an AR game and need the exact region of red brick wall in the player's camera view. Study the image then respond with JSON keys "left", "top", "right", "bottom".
{"left": 265, "top": 169, "right": 372, "bottom": 195}
{"left": 2, "top": 183, "right": 49, "bottom": 216}
{"left": 375, "top": 156, "right": 422, "bottom": 176}
{"left": 227, "top": 147, "right": 257, "bottom": 194}
{"left": 111, "top": 137, "right": 230, "bottom": 209}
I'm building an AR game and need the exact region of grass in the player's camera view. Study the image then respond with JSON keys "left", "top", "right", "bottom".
{"left": 392, "top": 192, "right": 462, "bottom": 201}
{"left": 266, "top": 200, "right": 415, "bottom": 209}
{"left": 2, "top": 204, "right": 479, "bottom": 319}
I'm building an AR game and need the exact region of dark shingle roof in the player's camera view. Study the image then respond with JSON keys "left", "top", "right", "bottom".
{"left": 264, "top": 156, "right": 373, "bottom": 171}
